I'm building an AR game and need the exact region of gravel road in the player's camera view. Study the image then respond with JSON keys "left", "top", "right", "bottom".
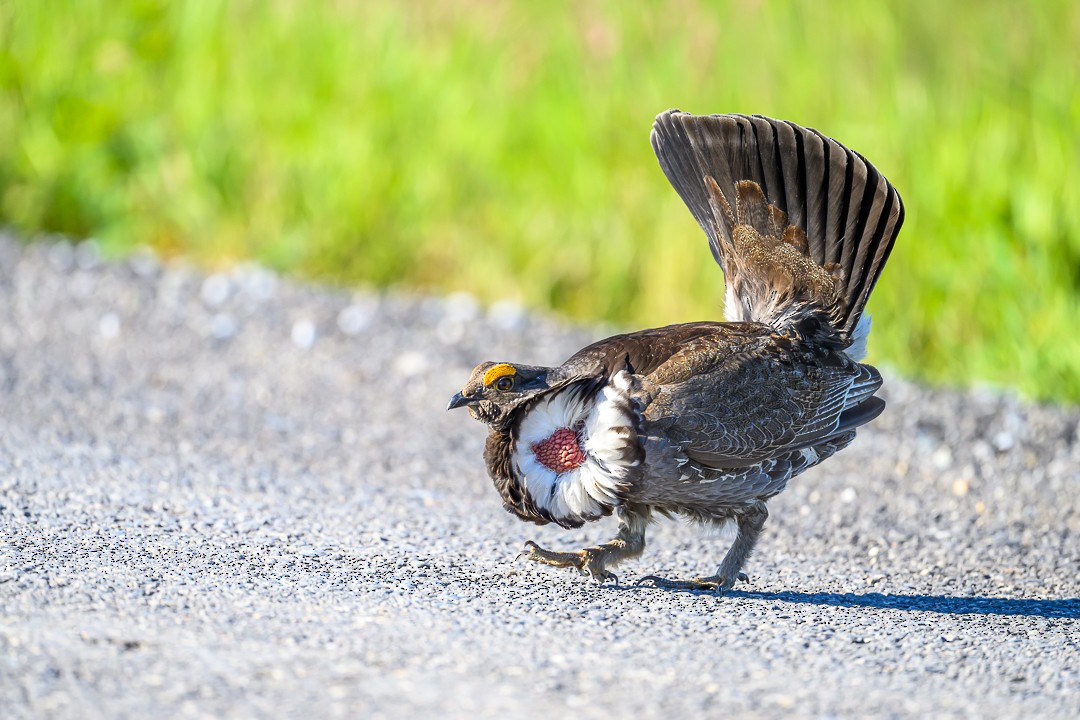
{"left": 1, "top": 234, "right": 1077, "bottom": 719}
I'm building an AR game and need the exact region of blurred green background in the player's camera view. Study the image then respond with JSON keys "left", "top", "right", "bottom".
{"left": 2, "top": 1, "right": 1079, "bottom": 401}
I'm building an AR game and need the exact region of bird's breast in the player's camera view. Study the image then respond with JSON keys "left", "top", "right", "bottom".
{"left": 511, "top": 371, "right": 644, "bottom": 526}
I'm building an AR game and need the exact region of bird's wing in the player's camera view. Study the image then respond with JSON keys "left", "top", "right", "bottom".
{"left": 643, "top": 344, "right": 882, "bottom": 469}
{"left": 650, "top": 110, "right": 904, "bottom": 343}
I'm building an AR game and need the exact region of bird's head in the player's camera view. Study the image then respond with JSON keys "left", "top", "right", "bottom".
{"left": 447, "top": 362, "right": 561, "bottom": 428}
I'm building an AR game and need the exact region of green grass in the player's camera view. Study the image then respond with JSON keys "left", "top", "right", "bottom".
{"left": 2, "top": 1, "right": 1079, "bottom": 401}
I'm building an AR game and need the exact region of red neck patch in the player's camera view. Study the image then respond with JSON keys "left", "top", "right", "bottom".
{"left": 531, "top": 427, "right": 586, "bottom": 473}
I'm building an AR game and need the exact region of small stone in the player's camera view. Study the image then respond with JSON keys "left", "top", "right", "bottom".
{"left": 210, "top": 313, "right": 238, "bottom": 340}
{"left": 931, "top": 446, "right": 953, "bottom": 469}
{"left": 394, "top": 351, "right": 428, "bottom": 378}
{"left": 337, "top": 303, "right": 374, "bottom": 336}
{"left": 291, "top": 319, "right": 316, "bottom": 349}
{"left": 200, "top": 274, "right": 231, "bottom": 307}
{"left": 99, "top": 313, "right": 120, "bottom": 340}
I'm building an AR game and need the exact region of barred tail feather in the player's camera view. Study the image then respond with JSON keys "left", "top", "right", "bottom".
{"left": 650, "top": 110, "right": 904, "bottom": 348}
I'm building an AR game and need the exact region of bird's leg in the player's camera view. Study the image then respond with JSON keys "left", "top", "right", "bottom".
{"left": 713, "top": 501, "right": 768, "bottom": 585}
{"left": 639, "top": 501, "right": 769, "bottom": 592}
{"left": 520, "top": 507, "right": 650, "bottom": 583}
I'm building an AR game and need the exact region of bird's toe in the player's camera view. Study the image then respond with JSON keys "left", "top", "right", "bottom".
{"left": 636, "top": 573, "right": 738, "bottom": 593}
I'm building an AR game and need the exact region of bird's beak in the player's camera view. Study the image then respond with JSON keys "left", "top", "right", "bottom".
{"left": 447, "top": 391, "right": 474, "bottom": 411}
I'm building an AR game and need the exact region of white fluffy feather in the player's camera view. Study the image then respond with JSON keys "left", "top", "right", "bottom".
{"left": 514, "top": 371, "right": 639, "bottom": 523}
{"left": 724, "top": 285, "right": 746, "bottom": 323}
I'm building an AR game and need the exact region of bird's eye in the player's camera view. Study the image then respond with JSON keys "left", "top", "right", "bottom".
{"left": 494, "top": 376, "right": 514, "bottom": 391}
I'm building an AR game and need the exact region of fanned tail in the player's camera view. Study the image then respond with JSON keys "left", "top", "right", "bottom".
{"left": 650, "top": 110, "right": 904, "bottom": 355}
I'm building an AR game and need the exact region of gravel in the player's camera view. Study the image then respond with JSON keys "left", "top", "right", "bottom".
{"left": 1, "top": 234, "right": 1077, "bottom": 719}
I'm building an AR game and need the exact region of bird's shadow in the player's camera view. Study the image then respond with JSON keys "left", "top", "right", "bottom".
{"left": 626, "top": 584, "right": 1079, "bottom": 619}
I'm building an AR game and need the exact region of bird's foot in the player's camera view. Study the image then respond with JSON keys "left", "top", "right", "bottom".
{"left": 636, "top": 571, "right": 748, "bottom": 593}
{"left": 519, "top": 541, "right": 618, "bottom": 583}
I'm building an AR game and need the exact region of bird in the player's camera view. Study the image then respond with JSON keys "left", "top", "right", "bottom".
{"left": 447, "top": 110, "right": 904, "bottom": 591}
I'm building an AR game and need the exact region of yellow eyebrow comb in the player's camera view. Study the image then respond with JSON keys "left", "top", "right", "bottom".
{"left": 483, "top": 363, "right": 517, "bottom": 386}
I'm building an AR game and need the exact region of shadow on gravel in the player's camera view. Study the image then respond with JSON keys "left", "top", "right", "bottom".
{"left": 725, "top": 590, "right": 1080, "bottom": 619}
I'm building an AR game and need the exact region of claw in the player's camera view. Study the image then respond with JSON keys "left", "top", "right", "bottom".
{"left": 516, "top": 540, "right": 541, "bottom": 562}
{"left": 590, "top": 569, "right": 618, "bottom": 584}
